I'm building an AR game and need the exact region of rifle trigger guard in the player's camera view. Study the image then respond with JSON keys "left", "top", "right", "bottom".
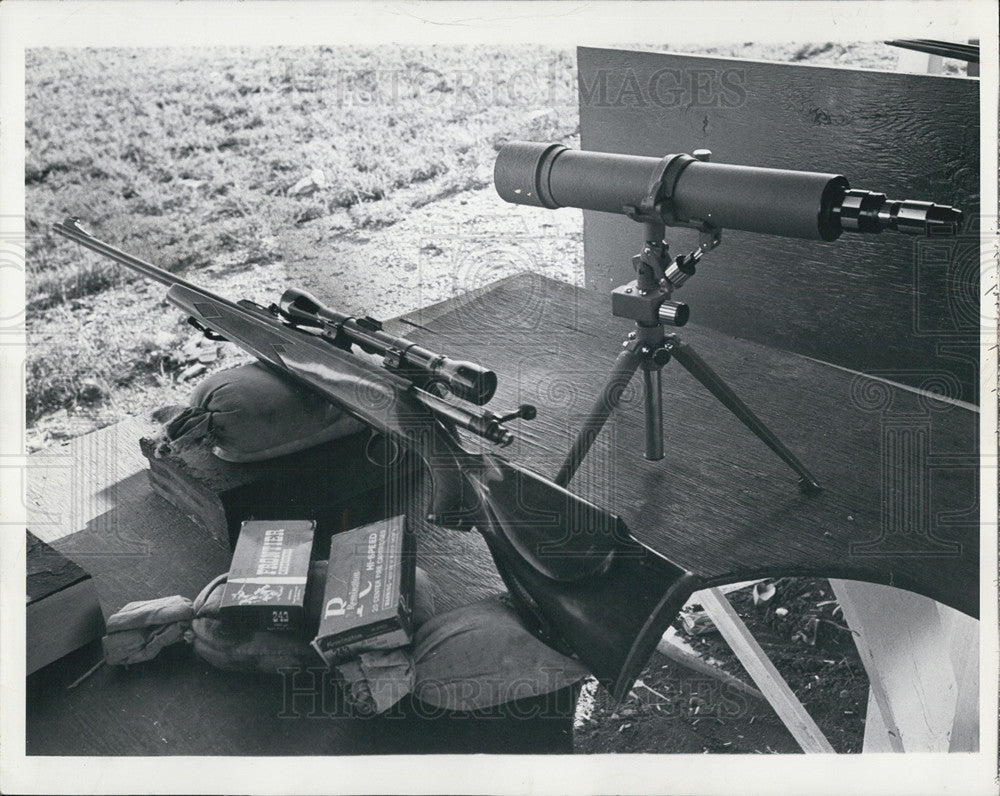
{"left": 187, "top": 316, "right": 227, "bottom": 341}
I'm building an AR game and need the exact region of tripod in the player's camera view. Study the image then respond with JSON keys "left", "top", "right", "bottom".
{"left": 554, "top": 219, "right": 821, "bottom": 495}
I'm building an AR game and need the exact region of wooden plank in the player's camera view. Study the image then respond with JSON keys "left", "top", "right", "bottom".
{"left": 696, "top": 587, "right": 835, "bottom": 753}
{"left": 26, "top": 416, "right": 158, "bottom": 544}
{"left": 830, "top": 579, "right": 967, "bottom": 752}
{"left": 577, "top": 47, "right": 980, "bottom": 403}
{"left": 656, "top": 627, "right": 765, "bottom": 702}
{"left": 939, "top": 603, "right": 980, "bottom": 752}
{"left": 862, "top": 684, "right": 902, "bottom": 752}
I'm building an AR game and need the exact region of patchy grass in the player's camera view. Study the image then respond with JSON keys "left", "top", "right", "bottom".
{"left": 26, "top": 46, "right": 579, "bottom": 296}
{"left": 25, "top": 42, "right": 908, "bottom": 432}
{"left": 25, "top": 45, "right": 580, "bottom": 424}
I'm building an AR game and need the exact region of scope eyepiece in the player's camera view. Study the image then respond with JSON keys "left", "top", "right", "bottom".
{"left": 833, "top": 189, "right": 962, "bottom": 236}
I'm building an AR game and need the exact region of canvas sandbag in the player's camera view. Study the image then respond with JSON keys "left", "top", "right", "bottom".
{"left": 164, "top": 361, "right": 366, "bottom": 462}
{"left": 102, "top": 563, "right": 587, "bottom": 714}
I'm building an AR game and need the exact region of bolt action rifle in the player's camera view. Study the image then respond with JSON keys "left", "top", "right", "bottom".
{"left": 55, "top": 216, "right": 694, "bottom": 702}
{"left": 55, "top": 140, "right": 963, "bottom": 702}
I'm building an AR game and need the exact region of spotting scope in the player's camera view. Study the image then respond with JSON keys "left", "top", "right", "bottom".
{"left": 494, "top": 142, "right": 962, "bottom": 240}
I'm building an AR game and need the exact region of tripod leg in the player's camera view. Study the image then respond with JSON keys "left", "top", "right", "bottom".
{"left": 555, "top": 346, "right": 644, "bottom": 488}
{"left": 642, "top": 364, "right": 664, "bottom": 461}
{"left": 669, "top": 339, "right": 822, "bottom": 493}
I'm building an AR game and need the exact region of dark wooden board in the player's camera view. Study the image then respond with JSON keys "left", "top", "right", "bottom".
{"left": 404, "top": 273, "right": 978, "bottom": 617}
{"left": 577, "top": 47, "right": 980, "bottom": 403}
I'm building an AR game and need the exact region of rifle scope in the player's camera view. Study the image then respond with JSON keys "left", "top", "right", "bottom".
{"left": 279, "top": 288, "right": 497, "bottom": 406}
{"left": 495, "top": 142, "right": 962, "bottom": 240}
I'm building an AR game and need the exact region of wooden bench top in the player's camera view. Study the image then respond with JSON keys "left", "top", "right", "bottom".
{"left": 401, "top": 273, "right": 978, "bottom": 617}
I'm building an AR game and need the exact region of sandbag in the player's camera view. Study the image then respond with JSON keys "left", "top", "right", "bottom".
{"left": 164, "top": 361, "right": 366, "bottom": 462}
{"left": 410, "top": 594, "right": 590, "bottom": 711}
{"left": 102, "top": 564, "right": 587, "bottom": 715}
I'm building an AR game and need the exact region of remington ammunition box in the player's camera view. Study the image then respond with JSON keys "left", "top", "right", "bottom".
{"left": 312, "top": 515, "right": 414, "bottom": 665}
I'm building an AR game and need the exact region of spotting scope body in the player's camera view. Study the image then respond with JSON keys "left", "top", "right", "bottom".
{"left": 494, "top": 142, "right": 962, "bottom": 240}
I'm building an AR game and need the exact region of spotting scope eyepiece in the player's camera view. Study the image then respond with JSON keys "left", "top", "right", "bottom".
{"left": 494, "top": 142, "right": 962, "bottom": 240}
{"left": 279, "top": 287, "right": 497, "bottom": 406}
{"left": 833, "top": 190, "right": 962, "bottom": 236}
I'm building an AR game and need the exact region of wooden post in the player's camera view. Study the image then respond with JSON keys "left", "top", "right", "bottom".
{"left": 696, "top": 587, "right": 835, "bottom": 753}
{"left": 941, "top": 602, "right": 980, "bottom": 752}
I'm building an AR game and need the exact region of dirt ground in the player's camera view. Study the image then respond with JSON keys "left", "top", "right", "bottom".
{"left": 574, "top": 578, "right": 868, "bottom": 754}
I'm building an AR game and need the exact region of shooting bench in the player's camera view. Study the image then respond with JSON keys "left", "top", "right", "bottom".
{"left": 25, "top": 48, "right": 979, "bottom": 756}
{"left": 26, "top": 270, "right": 978, "bottom": 755}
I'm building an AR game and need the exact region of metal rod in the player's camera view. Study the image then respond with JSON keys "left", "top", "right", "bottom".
{"left": 642, "top": 364, "right": 664, "bottom": 461}
{"left": 555, "top": 345, "right": 644, "bottom": 488}
{"left": 669, "top": 338, "right": 822, "bottom": 493}
{"left": 884, "top": 38, "right": 979, "bottom": 63}
{"left": 53, "top": 217, "right": 216, "bottom": 296}
{"left": 643, "top": 221, "right": 666, "bottom": 245}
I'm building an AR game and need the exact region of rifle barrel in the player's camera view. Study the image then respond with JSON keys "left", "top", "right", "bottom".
{"left": 53, "top": 217, "right": 218, "bottom": 299}
{"left": 54, "top": 218, "right": 514, "bottom": 443}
